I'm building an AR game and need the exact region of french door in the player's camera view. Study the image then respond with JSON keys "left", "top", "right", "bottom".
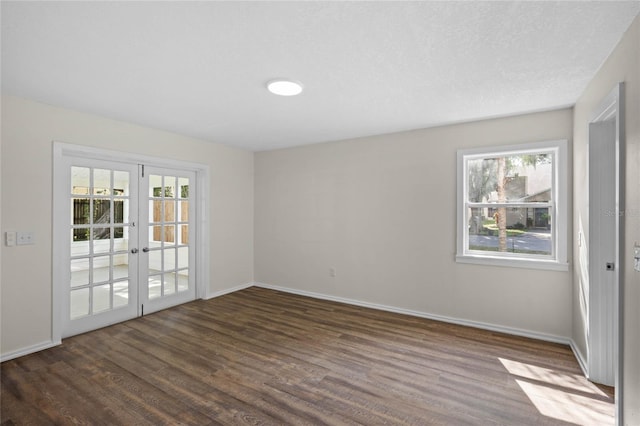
{"left": 62, "top": 158, "right": 196, "bottom": 338}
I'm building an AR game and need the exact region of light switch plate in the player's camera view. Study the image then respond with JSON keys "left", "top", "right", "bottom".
{"left": 5, "top": 231, "right": 16, "bottom": 247}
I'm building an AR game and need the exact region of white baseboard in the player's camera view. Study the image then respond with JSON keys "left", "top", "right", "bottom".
{"left": 253, "top": 282, "right": 572, "bottom": 346}
{"left": 204, "top": 282, "right": 254, "bottom": 300}
{"left": 569, "top": 339, "right": 589, "bottom": 378}
{"left": 1, "top": 339, "right": 60, "bottom": 363}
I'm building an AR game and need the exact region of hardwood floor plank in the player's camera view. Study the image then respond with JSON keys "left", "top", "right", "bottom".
{"left": 1, "top": 287, "right": 613, "bottom": 425}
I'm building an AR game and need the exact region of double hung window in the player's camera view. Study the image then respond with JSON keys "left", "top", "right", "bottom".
{"left": 456, "top": 140, "right": 568, "bottom": 270}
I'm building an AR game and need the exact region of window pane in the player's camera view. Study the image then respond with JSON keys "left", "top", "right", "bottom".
{"left": 468, "top": 206, "right": 552, "bottom": 256}
{"left": 467, "top": 153, "right": 552, "bottom": 203}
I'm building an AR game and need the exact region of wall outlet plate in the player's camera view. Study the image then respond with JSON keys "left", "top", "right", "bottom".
{"left": 16, "top": 231, "right": 34, "bottom": 245}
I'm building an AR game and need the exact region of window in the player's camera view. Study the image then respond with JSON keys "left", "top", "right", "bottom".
{"left": 456, "top": 140, "right": 568, "bottom": 270}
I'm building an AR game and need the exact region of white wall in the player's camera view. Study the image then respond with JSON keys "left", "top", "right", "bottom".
{"left": 572, "top": 14, "right": 640, "bottom": 423}
{"left": 255, "top": 108, "right": 573, "bottom": 340}
{"left": 0, "top": 95, "right": 254, "bottom": 357}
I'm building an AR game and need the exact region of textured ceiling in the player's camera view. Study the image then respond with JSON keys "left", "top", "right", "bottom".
{"left": 2, "top": 1, "right": 639, "bottom": 151}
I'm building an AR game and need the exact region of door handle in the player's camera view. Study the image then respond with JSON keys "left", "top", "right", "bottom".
{"left": 131, "top": 248, "right": 138, "bottom": 254}
{"left": 142, "top": 247, "right": 150, "bottom": 253}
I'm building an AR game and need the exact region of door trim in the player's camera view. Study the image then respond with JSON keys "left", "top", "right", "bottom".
{"left": 52, "top": 141, "right": 210, "bottom": 341}
{"left": 588, "top": 82, "right": 625, "bottom": 424}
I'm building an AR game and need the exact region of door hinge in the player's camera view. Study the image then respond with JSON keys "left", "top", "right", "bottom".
{"left": 141, "top": 304, "right": 144, "bottom": 316}
{"left": 141, "top": 165, "right": 145, "bottom": 178}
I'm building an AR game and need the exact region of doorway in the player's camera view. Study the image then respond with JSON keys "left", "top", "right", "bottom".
{"left": 53, "top": 144, "right": 208, "bottom": 339}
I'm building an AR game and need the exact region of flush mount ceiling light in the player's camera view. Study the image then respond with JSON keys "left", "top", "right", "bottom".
{"left": 267, "top": 79, "right": 304, "bottom": 96}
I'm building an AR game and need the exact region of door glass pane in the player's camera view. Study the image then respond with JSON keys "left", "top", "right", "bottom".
{"left": 71, "top": 229, "right": 90, "bottom": 256}
{"left": 177, "top": 270, "right": 189, "bottom": 292}
{"left": 113, "top": 254, "right": 128, "bottom": 280}
{"left": 93, "top": 169, "right": 111, "bottom": 195}
{"left": 178, "top": 178, "right": 189, "bottom": 199}
{"left": 70, "top": 288, "right": 89, "bottom": 319}
{"left": 149, "top": 250, "right": 161, "bottom": 274}
{"left": 93, "top": 199, "right": 111, "bottom": 224}
{"left": 72, "top": 198, "right": 91, "bottom": 225}
{"left": 93, "top": 228, "right": 111, "bottom": 254}
{"left": 71, "top": 167, "right": 90, "bottom": 194}
{"left": 113, "top": 281, "right": 129, "bottom": 308}
{"left": 164, "top": 248, "right": 176, "bottom": 271}
{"left": 148, "top": 275, "right": 162, "bottom": 299}
{"left": 163, "top": 225, "right": 175, "bottom": 244}
{"left": 113, "top": 170, "right": 129, "bottom": 195}
{"left": 71, "top": 258, "right": 90, "bottom": 287}
{"left": 180, "top": 224, "right": 189, "bottom": 244}
{"left": 114, "top": 200, "right": 127, "bottom": 224}
{"left": 163, "top": 274, "right": 176, "bottom": 295}
{"left": 179, "top": 201, "right": 189, "bottom": 223}
{"left": 149, "top": 175, "right": 163, "bottom": 197}
{"left": 164, "top": 200, "right": 176, "bottom": 222}
{"left": 93, "top": 284, "right": 111, "bottom": 313}
{"left": 164, "top": 176, "right": 176, "bottom": 198}
{"left": 93, "top": 255, "right": 111, "bottom": 283}
{"left": 177, "top": 246, "right": 188, "bottom": 269}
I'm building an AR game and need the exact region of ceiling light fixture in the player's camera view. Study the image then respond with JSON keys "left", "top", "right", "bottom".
{"left": 267, "top": 79, "right": 304, "bottom": 96}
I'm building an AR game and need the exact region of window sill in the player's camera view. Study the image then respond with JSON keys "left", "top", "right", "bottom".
{"left": 456, "top": 254, "right": 569, "bottom": 271}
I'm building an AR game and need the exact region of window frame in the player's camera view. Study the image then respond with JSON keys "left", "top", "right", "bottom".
{"left": 456, "top": 139, "right": 568, "bottom": 271}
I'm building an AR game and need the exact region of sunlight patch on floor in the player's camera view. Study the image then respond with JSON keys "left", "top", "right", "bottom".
{"left": 500, "top": 358, "right": 614, "bottom": 426}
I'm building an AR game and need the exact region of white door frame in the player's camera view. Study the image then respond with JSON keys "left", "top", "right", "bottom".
{"left": 52, "top": 142, "right": 210, "bottom": 341}
{"left": 587, "top": 82, "right": 625, "bottom": 423}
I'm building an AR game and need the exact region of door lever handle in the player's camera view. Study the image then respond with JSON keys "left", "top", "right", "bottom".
{"left": 142, "top": 247, "right": 150, "bottom": 253}
{"left": 131, "top": 248, "right": 138, "bottom": 254}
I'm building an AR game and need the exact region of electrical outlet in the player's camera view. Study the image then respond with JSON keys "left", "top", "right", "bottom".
{"left": 634, "top": 244, "right": 640, "bottom": 272}
{"left": 16, "top": 231, "right": 34, "bottom": 245}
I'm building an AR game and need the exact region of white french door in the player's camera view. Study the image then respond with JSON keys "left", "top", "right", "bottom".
{"left": 139, "top": 166, "right": 196, "bottom": 315}
{"left": 61, "top": 157, "right": 197, "bottom": 338}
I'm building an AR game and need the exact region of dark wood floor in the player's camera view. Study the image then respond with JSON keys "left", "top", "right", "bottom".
{"left": 1, "top": 287, "right": 614, "bottom": 425}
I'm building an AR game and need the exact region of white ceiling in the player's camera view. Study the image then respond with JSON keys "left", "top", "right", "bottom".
{"left": 2, "top": 1, "right": 639, "bottom": 151}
